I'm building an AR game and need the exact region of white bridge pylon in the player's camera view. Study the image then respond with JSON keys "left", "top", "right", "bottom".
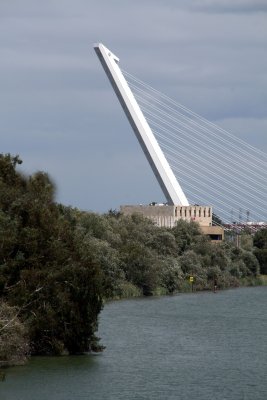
{"left": 94, "top": 43, "right": 189, "bottom": 206}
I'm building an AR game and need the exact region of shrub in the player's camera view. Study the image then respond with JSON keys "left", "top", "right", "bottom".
{"left": 0, "top": 302, "right": 29, "bottom": 366}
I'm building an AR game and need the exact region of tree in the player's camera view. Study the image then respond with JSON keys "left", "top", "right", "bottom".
{"left": 253, "top": 229, "right": 267, "bottom": 274}
{"left": 0, "top": 301, "right": 28, "bottom": 366}
{"left": 159, "top": 257, "right": 184, "bottom": 293}
{"left": 240, "top": 251, "right": 260, "bottom": 276}
{"left": 254, "top": 249, "right": 267, "bottom": 274}
{"left": 74, "top": 231, "right": 124, "bottom": 299}
{"left": 254, "top": 229, "right": 267, "bottom": 249}
{"left": 172, "top": 220, "right": 202, "bottom": 254}
{"left": 146, "top": 230, "right": 178, "bottom": 257}
{"left": 0, "top": 154, "right": 104, "bottom": 355}
{"left": 120, "top": 241, "right": 161, "bottom": 295}
{"left": 179, "top": 250, "right": 207, "bottom": 289}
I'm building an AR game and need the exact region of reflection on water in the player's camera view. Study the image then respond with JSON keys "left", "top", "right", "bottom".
{"left": 1, "top": 287, "right": 267, "bottom": 400}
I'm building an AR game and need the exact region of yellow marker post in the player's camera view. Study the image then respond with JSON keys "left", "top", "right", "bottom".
{"left": 189, "top": 276, "right": 194, "bottom": 292}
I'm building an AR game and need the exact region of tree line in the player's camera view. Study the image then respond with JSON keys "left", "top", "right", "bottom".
{"left": 0, "top": 154, "right": 265, "bottom": 366}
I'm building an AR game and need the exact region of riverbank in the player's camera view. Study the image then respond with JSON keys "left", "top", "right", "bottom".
{"left": 1, "top": 275, "right": 266, "bottom": 373}
{"left": 239, "top": 274, "right": 267, "bottom": 287}
{"left": 107, "top": 274, "right": 267, "bottom": 301}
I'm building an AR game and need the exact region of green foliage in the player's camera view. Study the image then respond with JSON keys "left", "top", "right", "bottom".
{"left": 253, "top": 229, "right": 267, "bottom": 274}
{"left": 24, "top": 261, "right": 102, "bottom": 355}
{"left": 172, "top": 220, "right": 202, "bottom": 254}
{"left": 67, "top": 207, "right": 261, "bottom": 297}
{"left": 240, "top": 234, "right": 253, "bottom": 251}
{"left": 115, "top": 281, "right": 142, "bottom": 299}
{"left": 254, "top": 249, "right": 267, "bottom": 274}
{"left": 1, "top": 153, "right": 263, "bottom": 362}
{"left": 74, "top": 224, "right": 124, "bottom": 299}
{"left": 179, "top": 250, "right": 208, "bottom": 289}
{"left": 120, "top": 241, "right": 161, "bottom": 295}
{"left": 159, "top": 256, "right": 184, "bottom": 293}
{"left": 253, "top": 228, "right": 267, "bottom": 249}
{"left": 147, "top": 230, "right": 178, "bottom": 257}
{"left": 0, "top": 154, "right": 104, "bottom": 356}
{"left": 0, "top": 301, "right": 29, "bottom": 366}
{"left": 240, "top": 251, "right": 260, "bottom": 276}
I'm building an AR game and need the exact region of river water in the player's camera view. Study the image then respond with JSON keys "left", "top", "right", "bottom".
{"left": 1, "top": 287, "right": 267, "bottom": 400}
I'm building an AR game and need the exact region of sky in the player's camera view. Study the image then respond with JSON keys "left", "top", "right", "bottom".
{"left": 1, "top": 0, "right": 266, "bottom": 213}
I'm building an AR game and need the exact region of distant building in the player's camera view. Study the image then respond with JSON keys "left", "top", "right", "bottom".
{"left": 121, "top": 204, "right": 224, "bottom": 242}
{"left": 224, "top": 222, "right": 267, "bottom": 234}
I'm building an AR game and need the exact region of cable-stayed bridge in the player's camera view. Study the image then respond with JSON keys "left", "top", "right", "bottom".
{"left": 94, "top": 44, "right": 267, "bottom": 233}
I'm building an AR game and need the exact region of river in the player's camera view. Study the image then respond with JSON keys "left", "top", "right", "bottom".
{"left": 1, "top": 287, "right": 267, "bottom": 400}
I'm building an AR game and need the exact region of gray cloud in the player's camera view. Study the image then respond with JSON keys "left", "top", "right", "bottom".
{"left": 0, "top": 0, "right": 266, "bottom": 212}
{"left": 190, "top": 0, "right": 267, "bottom": 13}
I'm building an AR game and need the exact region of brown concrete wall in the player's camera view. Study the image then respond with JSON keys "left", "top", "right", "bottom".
{"left": 120, "top": 204, "right": 213, "bottom": 228}
{"left": 201, "top": 226, "right": 224, "bottom": 241}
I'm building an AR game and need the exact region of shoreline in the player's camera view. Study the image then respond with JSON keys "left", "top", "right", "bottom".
{"left": 1, "top": 275, "right": 266, "bottom": 370}
{"left": 105, "top": 274, "right": 267, "bottom": 302}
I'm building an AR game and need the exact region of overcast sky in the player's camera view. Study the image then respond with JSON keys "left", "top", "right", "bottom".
{"left": 1, "top": 0, "right": 266, "bottom": 213}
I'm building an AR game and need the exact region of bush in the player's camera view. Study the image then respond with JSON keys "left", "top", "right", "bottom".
{"left": 0, "top": 155, "right": 104, "bottom": 356}
{"left": 0, "top": 302, "right": 29, "bottom": 366}
{"left": 254, "top": 249, "right": 267, "bottom": 274}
